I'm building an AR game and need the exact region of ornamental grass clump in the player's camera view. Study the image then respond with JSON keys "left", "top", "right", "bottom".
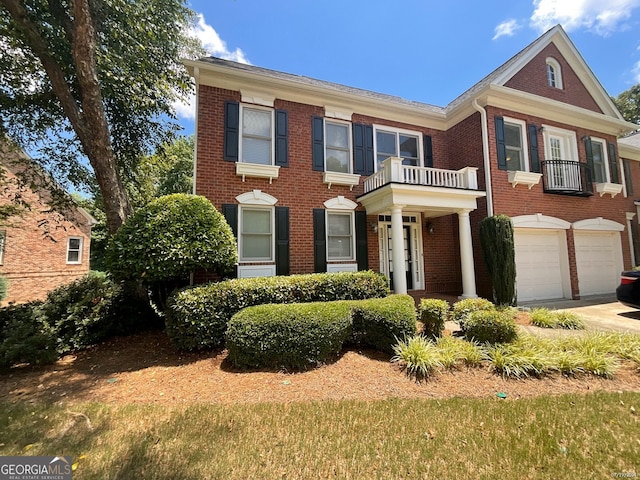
{"left": 391, "top": 335, "right": 443, "bottom": 378}
{"left": 530, "top": 308, "right": 585, "bottom": 330}
{"left": 434, "top": 336, "right": 485, "bottom": 368}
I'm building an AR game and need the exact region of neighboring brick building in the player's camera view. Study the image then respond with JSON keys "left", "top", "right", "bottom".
{"left": 0, "top": 144, "right": 95, "bottom": 304}
{"left": 185, "top": 25, "right": 640, "bottom": 302}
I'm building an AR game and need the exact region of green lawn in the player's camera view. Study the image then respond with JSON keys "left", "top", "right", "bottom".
{"left": 1, "top": 392, "right": 639, "bottom": 479}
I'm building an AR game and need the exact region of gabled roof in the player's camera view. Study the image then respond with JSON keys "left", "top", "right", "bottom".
{"left": 619, "top": 131, "right": 640, "bottom": 161}
{"left": 448, "top": 25, "right": 622, "bottom": 119}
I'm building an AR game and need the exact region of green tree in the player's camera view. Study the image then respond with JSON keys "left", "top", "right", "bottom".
{"left": 0, "top": 0, "right": 202, "bottom": 234}
{"left": 130, "top": 135, "right": 194, "bottom": 208}
{"left": 479, "top": 214, "right": 516, "bottom": 306}
{"left": 613, "top": 84, "right": 640, "bottom": 125}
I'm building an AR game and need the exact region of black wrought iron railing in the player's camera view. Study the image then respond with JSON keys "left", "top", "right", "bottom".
{"left": 541, "top": 160, "right": 593, "bottom": 196}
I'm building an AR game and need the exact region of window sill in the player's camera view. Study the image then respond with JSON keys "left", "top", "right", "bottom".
{"left": 236, "top": 163, "right": 280, "bottom": 184}
{"left": 507, "top": 170, "right": 542, "bottom": 189}
{"left": 238, "top": 264, "right": 276, "bottom": 278}
{"left": 326, "top": 263, "right": 358, "bottom": 273}
{"left": 323, "top": 171, "right": 361, "bottom": 190}
{"left": 596, "top": 182, "right": 623, "bottom": 198}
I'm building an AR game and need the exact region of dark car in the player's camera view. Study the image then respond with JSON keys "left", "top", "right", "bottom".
{"left": 616, "top": 270, "right": 640, "bottom": 309}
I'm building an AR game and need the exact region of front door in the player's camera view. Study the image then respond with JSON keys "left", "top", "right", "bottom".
{"left": 378, "top": 214, "right": 423, "bottom": 291}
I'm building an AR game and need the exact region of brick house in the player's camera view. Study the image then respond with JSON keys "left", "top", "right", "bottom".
{"left": 185, "top": 25, "right": 640, "bottom": 302}
{"left": 0, "top": 144, "right": 95, "bottom": 303}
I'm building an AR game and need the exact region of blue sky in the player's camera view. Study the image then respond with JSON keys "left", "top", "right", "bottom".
{"left": 177, "top": 0, "right": 640, "bottom": 133}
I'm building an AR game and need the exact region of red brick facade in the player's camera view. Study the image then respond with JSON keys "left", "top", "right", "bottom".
{"left": 0, "top": 158, "right": 92, "bottom": 304}
{"left": 190, "top": 26, "right": 640, "bottom": 301}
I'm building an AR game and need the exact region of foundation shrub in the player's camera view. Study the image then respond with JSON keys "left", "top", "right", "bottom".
{"left": 0, "top": 302, "right": 57, "bottom": 367}
{"left": 463, "top": 310, "right": 518, "bottom": 344}
{"left": 451, "top": 298, "right": 495, "bottom": 331}
{"left": 165, "top": 271, "right": 389, "bottom": 351}
{"left": 418, "top": 298, "right": 450, "bottom": 339}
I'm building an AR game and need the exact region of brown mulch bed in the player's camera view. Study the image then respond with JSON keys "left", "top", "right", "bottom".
{"left": 1, "top": 330, "right": 639, "bottom": 405}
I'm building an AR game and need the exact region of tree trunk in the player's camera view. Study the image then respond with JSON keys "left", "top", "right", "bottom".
{"left": 1, "top": 0, "right": 132, "bottom": 234}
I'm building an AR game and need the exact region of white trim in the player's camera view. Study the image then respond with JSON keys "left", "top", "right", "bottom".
{"left": 327, "top": 263, "right": 358, "bottom": 273}
{"left": 238, "top": 206, "right": 275, "bottom": 262}
{"left": 372, "top": 124, "right": 424, "bottom": 172}
{"left": 326, "top": 210, "right": 356, "bottom": 262}
{"left": 235, "top": 162, "right": 280, "bottom": 183}
{"left": 511, "top": 214, "right": 571, "bottom": 229}
{"left": 66, "top": 236, "right": 83, "bottom": 264}
{"left": 572, "top": 217, "right": 625, "bottom": 232}
{"left": 236, "top": 190, "right": 278, "bottom": 206}
{"left": 508, "top": 170, "right": 542, "bottom": 189}
{"left": 238, "top": 104, "right": 275, "bottom": 166}
{"left": 240, "top": 90, "right": 275, "bottom": 107}
{"left": 626, "top": 212, "right": 636, "bottom": 267}
{"left": 324, "top": 105, "right": 353, "bottom": 121}
{"left": 546, "top": 57, "right": 563, "bottom": 89}
{"left": 323, "top": 171, "right": 361, "bottom": 190}
{"left": 542, "top": 125, "right": 579, "bottom": 161}
{"left": 324, "top": 118, "right": 353, "bottom": 174}
{"left": 238, "top": 265, "right": 276, "bottom": 278}
{"left": 323, "top": 196, "right": 357, "bottom": 210}
{"left": 503, "top": 116, "right": 530, "bottom": 172}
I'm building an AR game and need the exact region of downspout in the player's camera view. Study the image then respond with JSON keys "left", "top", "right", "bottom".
{"left": 190, "top": 66, "right": 200, "bottom": 287}
{"left": 472, "top": 99, "right": 494, "bottom": 217}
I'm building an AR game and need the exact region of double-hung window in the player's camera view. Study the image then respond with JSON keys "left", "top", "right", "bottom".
{"left": 0, "top": 230, "right": 5, "bottom": 265}
{"left": 546, "top": 58, "right": 563, "bottom": 89}
{"left": 66, "top": 236, "right": 83, "bottom": 264}
{"left": 589, "top": 137, "right": 609, "bottom": 184}
{"left": 503, "top": 118, "right": 529, "bottom": 172}
{"left": 326, "top": 211, "right": 354, "bottom": 261}
{"left": 239, "top": 206, "right": 274, "bottom": 262}
{"left": 325, "top": 121, "right": 352, "bottom": 173}
{"left": 374, "top": 127, "right": 421, "bottom": 171}
{"left": 240, "top": 105, "right": 273, "bottom": 165}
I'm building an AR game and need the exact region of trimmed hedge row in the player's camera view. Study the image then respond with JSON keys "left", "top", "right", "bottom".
{"left": 226, "top": 294, "right": 416, "bottom": 369}
{"left": 165, "top": 271, "right": 389, "bottom": 351}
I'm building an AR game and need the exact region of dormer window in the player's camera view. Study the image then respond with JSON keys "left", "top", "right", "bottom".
{"left": 546, "top": 57, "right": 563, "bottom": 89}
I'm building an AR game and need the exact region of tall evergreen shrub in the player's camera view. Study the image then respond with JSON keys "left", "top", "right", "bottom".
{"left": 479, "top": 214, "right": 516, "bottom": 306}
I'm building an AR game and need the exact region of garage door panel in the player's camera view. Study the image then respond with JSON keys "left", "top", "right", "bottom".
{"left": 514, "top": 230, "right": 565, "bottom": 302}
{"left": 574, "top": 232, "right": 620, "bottom": 296}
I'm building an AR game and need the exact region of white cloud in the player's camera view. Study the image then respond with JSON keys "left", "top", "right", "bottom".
{"left": 530, "top": 0, "right": 640, "bottom": 35}
{"left": 175, "top": 14, "right": 250, "bottom": 121}
{"left": 190, "top": 14, "right": 249, "bottom": 63}
{"left": 493, "top": 20, "right": 521, "bottom": 40}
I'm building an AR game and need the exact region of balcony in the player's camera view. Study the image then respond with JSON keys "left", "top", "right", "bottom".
{"left": 541, "top": 160, "right": 593, "bottom": 197}
{"left": 363, "top": 157, "right": 479, "bottom": 194}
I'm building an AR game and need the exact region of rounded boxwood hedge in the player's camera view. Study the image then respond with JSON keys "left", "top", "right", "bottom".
{"left": 165, "top": 271, "right": 389, "bottom": 351}
{"left": 417, "top": 298, "right": 450, "bottom": 339}
{"left": 226, "top": 301, "right": 353, "bottom": 370}
{"left": 463, "top": 310, "right": 518, "bottom": 344}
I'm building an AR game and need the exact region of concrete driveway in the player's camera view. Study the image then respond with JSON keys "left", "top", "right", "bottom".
{"left": 519, "top": 295, "right": 640, "bottom": 335}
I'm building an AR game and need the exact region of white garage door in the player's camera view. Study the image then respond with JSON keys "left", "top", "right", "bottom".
{"left": 514, "top": 229, "right": 565, "bottom": 301}
{"left": 574, "top": 231, "right": 621, "bottom": 296}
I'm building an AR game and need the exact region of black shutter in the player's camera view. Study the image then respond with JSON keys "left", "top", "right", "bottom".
{"left": 312, "top": 116, "right": 325, "bottom": 171}
{"left": 423, "top": 135, "right": 433, "bottom": 168}
{"left": 528, "top": 124, "right": 540, "bottom": 173}
{"left": 608, "top": 142, "right": 620, "bottom": 184}
{"left": 495, "top": 117, "right": 507, "bottom": 170}
{"left": 275, "top": 206, "right": 290, "bottom": 276}
{"left": 221, "top": 204, "right": 238, "bottom": 238}
{"left": 275, "top": 109, "right": 288, "bottom": 167}
{"left": 313, "top": 208, "right": 327, "bottom": 273}
{"left": 355, "top": 211, "right": 368, "bottom": 271}
{"left": 353, "top": 124, "right": 374, "bottom": 176}
{"left": 224, "top": 101, "right": 239, "bottom": 162}
{"left": 584, "top": 137, "right": 594, "bottom": 183}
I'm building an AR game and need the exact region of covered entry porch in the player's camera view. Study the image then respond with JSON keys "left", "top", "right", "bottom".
{"left": 358, "top": 157, "right": 486, "bottom": 297}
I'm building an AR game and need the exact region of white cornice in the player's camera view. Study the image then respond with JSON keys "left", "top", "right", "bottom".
{"left": 619, "top": 143, "right": 640, "bottom": 162}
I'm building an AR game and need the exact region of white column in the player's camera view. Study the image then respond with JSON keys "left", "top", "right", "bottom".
{"left": 390, "top": 205, "right": 407, "bottom": 294}
{"left": 626, "top": 212, "right": 636, "bottom": 267}
{"left": 458, "top": 209, "right": 478, "bottom": 299}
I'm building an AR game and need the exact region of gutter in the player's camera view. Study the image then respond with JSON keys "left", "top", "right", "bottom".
{"left": 472, "top": 99, "right": 494, "bottom": 217}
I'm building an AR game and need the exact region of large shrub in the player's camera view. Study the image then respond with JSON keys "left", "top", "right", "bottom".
{"left": 226, "top": 302, "right": 353, "bottom": 370}
{"left": 166, "top": 271, "right": 389, "bottom": 351}
{"left": 0, "top": 302, "right": 57, "bottom": 367}
{"left": 479, "top": 215, "right": 516, "bottom": 306}
{"left": 42, "top": 272, "right": 159, "bottom": 355}
{"left": 106, "top": 194, "right": 237, "bottom": 307}
{"left": 463, "top": 310, "right": 518, "bottom": 344}
{"left": 348, "top": 294, "right": 417, "bottom": 353}
{"left": 418, "top": 298, "right": 450, "bottom": 339}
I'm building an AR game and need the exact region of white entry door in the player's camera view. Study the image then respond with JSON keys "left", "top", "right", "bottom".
{"left": 378, "top": 214, "right": 423, "bottom": 291}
